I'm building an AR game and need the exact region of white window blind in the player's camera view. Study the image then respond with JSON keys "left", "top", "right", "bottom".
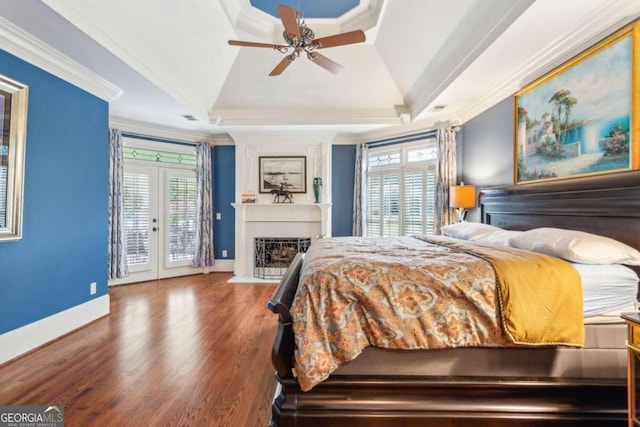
{"left": 123, "top": 172, "right": 150, "bottom": 266}
{"left": 366, "top": 141, "right": 436, "bottom": 237}
{"left": 168, "top": 175, "right": 197, "bottom": 262}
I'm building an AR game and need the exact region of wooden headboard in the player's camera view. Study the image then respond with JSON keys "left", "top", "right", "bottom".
{"left": 480, "top": 171, "right": 640, "bottom": 273}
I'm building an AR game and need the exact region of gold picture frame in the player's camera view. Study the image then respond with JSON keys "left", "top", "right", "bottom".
{"left": 0, "top": 74, "right": 29, "bottom": 241}
{"left": 514, "top": 20, "right": 639, "bottom": 184}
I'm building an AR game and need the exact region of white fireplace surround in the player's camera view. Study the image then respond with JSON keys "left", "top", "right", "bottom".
{"left": 229, "top": 133, "right": 334, "bottom": 282}
{"left": 232, "top": 203, "right": 331, "bottom": 280}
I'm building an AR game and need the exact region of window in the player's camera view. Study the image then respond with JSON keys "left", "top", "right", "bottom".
{"left": 366, "top": 141, "right": 436, "bottom": 237}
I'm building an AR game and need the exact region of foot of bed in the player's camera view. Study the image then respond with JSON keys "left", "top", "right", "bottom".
{"left": 270, "top": 376, "right": 627, "bottom": 427}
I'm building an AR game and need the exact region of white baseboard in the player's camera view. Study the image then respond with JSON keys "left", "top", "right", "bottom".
{"left": 0, "top": 295, "right": 110, "bottom": 365}
{"left": 227, "top": 276, "right": 279, "bottom": 284}
{"left": 206, "top": 259, "right": 234, "bottom": 272}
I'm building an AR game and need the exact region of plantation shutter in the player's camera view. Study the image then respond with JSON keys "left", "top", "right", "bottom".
{"left": 366, "top": 174, "right": 381, "bottom": 236}
{"left": 168, "top": 175, "right": 197, "bottom": 262}
{"left": 123, "top": 172, "right": 150, "bottom": 265}
{"left": 382, "top": 172, "right": 400, "bottom": 236}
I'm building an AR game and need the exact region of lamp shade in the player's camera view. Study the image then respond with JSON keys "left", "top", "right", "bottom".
{"left": 449, "top": 184, "right": 476, "bottom": 208}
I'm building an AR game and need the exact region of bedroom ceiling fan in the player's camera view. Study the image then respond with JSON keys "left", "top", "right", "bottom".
{"left": 228, "top": 1, "right": 366, "bottom": 76}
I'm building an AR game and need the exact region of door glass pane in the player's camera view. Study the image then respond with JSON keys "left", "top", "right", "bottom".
{"left": 168, "top": 175, "right": 197, "bottom": 262}
{"left": 123, "top": 172, "right": 150, "bottom": 265}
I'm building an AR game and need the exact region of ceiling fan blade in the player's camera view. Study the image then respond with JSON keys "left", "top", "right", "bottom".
{"left": 269, "top": 56, "right": 294, "bottom": 76}
{"left": 276, "top": 4, "right": 301, "bottom": 41}
{"left": 228, "top": 40, "right": 288, "bottom": 49}
{"left": 313, "top": 30, "right": 366, "bottom": 49}
{"left": 308, "top": 53, "right": 344, "bottom": 74}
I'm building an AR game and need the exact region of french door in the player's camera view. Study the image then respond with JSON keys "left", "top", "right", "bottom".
{"left": 110, "top": 160, "right": 200, "bottom": 285}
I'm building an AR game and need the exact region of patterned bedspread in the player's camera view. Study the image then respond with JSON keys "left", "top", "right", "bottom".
{"left": 290, "top": 235, "right": 583, "bottom": 391}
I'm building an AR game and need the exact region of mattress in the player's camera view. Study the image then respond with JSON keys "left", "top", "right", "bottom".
{"left": 333, "top": 321, "right": 628, "bottom": 379}
{"left": 574, "top": 263, "right": 639, "bottom": 317}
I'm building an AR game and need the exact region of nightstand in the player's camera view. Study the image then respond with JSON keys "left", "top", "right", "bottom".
{"left": 622, "top": 312, "right": 640, "bottom": 427}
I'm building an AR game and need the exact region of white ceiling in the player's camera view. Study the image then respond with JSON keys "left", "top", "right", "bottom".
{"left": 0, "top": 0, "right": 639, "bottom": 143}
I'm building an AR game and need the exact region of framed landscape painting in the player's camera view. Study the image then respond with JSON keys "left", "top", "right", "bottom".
{"left": 259, "top": 156, "right": 306, "bottom": 193}
{"left": 514, "top": 21, "right": 639, "bottom": 184}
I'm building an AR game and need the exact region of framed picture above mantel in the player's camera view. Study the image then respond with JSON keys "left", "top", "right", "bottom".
{"left": 259, "top": 156, "right": 306, "bottom": 193}
{"left": 514, "top": 19, "right": 639, "bottom": 185}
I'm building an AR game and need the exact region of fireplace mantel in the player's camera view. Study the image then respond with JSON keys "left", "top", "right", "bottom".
{"left": 232, "top": 202, "right": 331, "bottom": 223}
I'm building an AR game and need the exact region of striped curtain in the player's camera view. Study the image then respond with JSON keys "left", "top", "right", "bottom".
{"left": 434, "top": 127, "right": 458, "bottom": 234}
{"left": 192, "top": 142, "right": 215, "bottom": 267}
{"left": 108, "top": 128, "right": 129, "bottom": 279}
{"left": 352, "top": 143, "right": 368, "bottom": 236}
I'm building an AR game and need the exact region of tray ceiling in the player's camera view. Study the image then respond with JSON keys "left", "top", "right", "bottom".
{"left": 0, "top": 0, "right": 638, "bottom": 141}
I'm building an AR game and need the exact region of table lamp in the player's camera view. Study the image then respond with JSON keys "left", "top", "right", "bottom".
{"left": 449, "top": 182, "right": 476, "bottom": 222}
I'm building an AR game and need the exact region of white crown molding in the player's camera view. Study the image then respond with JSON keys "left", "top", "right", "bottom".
{"left": 340, "top": 0, "right": 384, "bottom": 33}
{"left": 110, "top": 117, "right": 233, "bottom": 145}
{"left": 0, "top": 16, "right": 121, "bottom": 101}
{"left": 221, "top": 0, "right": 278, "bottom": 42}
{"left": 210, "top": 107, "right": 404, "bottom": 127}
{"left": 221, "top": 0, "right": 383, "bottom": 42}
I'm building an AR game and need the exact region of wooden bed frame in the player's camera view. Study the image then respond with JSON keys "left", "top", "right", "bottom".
{"left": 267, "top": 171, "right": 640, "bottom": 427}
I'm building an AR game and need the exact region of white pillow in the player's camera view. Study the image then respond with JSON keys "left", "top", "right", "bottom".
{"left": 508, "top": 227, "right": 640, "bottom": 265}
{"left": 441, "top": 223, "right": 523, "bottom": 247}
{"left": 475, "top": 229, "right": 523, "bottom": 247}
{"left": 441, "top": 223, "right": 502, "bottom": 240}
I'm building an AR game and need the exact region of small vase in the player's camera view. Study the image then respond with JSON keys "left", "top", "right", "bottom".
{"left": 313, "top": 177, "right": 322, "bottom": 203}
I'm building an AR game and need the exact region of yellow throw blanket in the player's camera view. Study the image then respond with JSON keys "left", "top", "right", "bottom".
{"left": 428, "top": 237, "right": 584, "bottom": 346}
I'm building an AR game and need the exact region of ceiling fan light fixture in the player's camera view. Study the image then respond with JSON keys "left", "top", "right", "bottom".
{"left": 228, "top": 2, "right": 366, "bottom": 76}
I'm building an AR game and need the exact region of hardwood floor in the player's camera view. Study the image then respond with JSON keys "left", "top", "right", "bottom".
{"left": 0, "top": 273, "right": 278, "bottom": 427}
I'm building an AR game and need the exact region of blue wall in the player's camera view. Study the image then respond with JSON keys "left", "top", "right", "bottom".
{"left": 331, "top": 145, "right": 356, "bottom": 236}
{"left": 460, "top": 97, "right": 514, "bottom": 187}
{"left": 213, "top": 145, "right": 235, "bottom": 259}
{"left": 0, "top": 49, "right": 109, "bottom": 334}
{"left": 460, "top": 97, "right": 514, "bottom": 221}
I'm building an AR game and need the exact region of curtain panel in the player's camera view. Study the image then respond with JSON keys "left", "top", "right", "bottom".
{"left": 192, "top": 142, "right": 215, "bottom": 267}
{"left": 434, "top": 127, "right": 458, "bottom": 234}
{"left": 352, "top": 143, "right": 368, "bottom": 236}
{"left": 108, "top": 128, "right": 129, "bottom": 279}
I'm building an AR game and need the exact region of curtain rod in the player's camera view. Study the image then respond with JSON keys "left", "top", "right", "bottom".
{"left": 366, "top": 122, "right": 460, "bottom": 148}
{"left": 367, "top": 129, "right": 437, "bottom": 148}
{"left": 120, "top": 131, "right": 201, "bottom": 146}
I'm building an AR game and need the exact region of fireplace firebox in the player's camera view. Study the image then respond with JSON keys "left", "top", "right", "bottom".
{"left": 254, "top": 237, "right": 311, "bottom": 279}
